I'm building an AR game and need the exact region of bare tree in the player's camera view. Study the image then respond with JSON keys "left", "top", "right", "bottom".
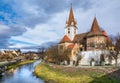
{"left": 114, "top": 33, "right": 120, "bottom": 66}
{"left": 107, "top": 33, "right": 120, "bottom": 66}
{"left": 44, "top": 46, "right": 59, "bottom": 64}
{"left": 44, "top": 46, "right": 71, "bottom": 65}
{"left": 38, "top": 47, "right": 46, "bottom": 60}
{"left": 62, "top": 49, "right": 71, "bottom": 65}
{"left": 76, "top": 54, "right": 83, "bottom": 66}
{"left": 100, "top": 54, "right": 104, "bottom": 65}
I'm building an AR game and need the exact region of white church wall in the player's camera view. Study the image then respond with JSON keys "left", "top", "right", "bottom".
{"left": 78, "top": 50, "right": 110, "bottom": 66}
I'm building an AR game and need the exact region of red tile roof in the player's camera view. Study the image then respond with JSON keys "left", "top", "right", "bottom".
{"left": 102, "top": 30, "right": 111, "bottom": 43}
{"left": 68, "top": 44, "right": 75, "bottom": 49}
{"left": 59, "top": 35, "right": 71, "bottom": 43}
{"left": 102, "top": 30, "right": 108, "bottom": 37}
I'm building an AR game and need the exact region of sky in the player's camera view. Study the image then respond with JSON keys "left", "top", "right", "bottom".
{"left": 0, "top": 0, "right": 120, "bottom": 49}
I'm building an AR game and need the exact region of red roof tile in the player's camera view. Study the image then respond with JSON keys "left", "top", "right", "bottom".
{"left": 102, "top": 30, "right": 108, "bottom": 37}
{"left": 106, "top": 36, "right": 112, "bottom": 43}
{"left": 68, "top": 44, "right": 75, "bottom": 49}
{"left": 102, "top": 30, "right": 111, "bottom": 43}
{"left": 59, "top": 35, "right": 71, "bottom": 43}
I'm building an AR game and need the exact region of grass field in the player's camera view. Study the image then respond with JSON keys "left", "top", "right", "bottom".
{"left": 34, "top": 63, "right": 120, "bottom": 83}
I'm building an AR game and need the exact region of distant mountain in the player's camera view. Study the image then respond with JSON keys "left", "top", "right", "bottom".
{"left": 4, "top": 40, "right": 59, "bottom": 52}
{"left": 20, "top": 41, "right": 58, "bottom": 49}
{"left": 40, "top": 41, "right": 58, "bottom": 48}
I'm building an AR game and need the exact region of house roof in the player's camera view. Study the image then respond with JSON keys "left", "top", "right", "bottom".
{"left": 106, "top": 37, "right": 112, "bottom": 43}
{"left": 59, "top": 35, "right": 71, "bottom": 43}
{"left": 66, "top": 4, "right": 77, "bottom": 28}
{"left": 68, "top": 44, "right": 75, "bottom": 49}
{"left": 73, "top": 32, "right": 87, "bottom": 43}
{"left": 86, "top": 32, "right": 104, "bottom": 37}
{"left": 90, "top": 17, "right": 101, "bottom": 33}
{"left": 102, "top": 30, "right": 111, "bottom": 43}
{"left": 102, "top": 30, "right": 108, "bottom": 37}
{"left": 86, "top": 17, "right": 105, "bottom": 37}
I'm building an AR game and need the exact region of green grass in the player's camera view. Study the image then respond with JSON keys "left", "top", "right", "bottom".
{"left": 7, "top": 60, "right": 35, "bottom": 70}
{"left": 34, "top": 63, "right": 120, "bottom": 83}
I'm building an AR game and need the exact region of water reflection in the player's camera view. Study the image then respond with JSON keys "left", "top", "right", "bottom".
{"left": 0, "top": 61, "right": 44, "bottom": 83}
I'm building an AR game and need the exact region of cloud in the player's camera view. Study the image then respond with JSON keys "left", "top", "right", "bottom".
{"left": 0, "top": 0, "right": 120, "bottom": 49}
{"left": 7, "top": 0, "right": 68, "bottom": 27}
{"left": 76, "top": 0, "right": 120, "bottom": 35}
{"left": 0, "top": 24, "right": 26, "bottom": 48}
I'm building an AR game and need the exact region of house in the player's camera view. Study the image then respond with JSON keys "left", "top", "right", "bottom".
{"left": 58, "top": 5, "right": 114, "bottom": 66}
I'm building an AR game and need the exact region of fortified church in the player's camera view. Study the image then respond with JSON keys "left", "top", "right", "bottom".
{"left": 58, "top": 5, "right": 113, "bottom": 65}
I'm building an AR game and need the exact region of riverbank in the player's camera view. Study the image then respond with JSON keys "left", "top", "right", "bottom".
{"left": 0, "top": 61, "right": 44, "bottom": 83}
{"left": 7, "top": 60, "right": 36, "bottom": 70}
{"left": 34, "top": 63, "right": 120, "bottom": 83}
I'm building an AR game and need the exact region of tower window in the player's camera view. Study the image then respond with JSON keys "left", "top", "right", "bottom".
{"left": 68, "top": 28, "right": 70, "bottom": 30}
{"left": 74, "top": 28, "right": 76, "bottom": 34}
{"left": 68, "top": 31, "right": 70, "bottom": 34}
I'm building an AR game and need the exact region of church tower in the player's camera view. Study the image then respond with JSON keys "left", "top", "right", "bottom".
{"left": 65, "top": 4, "right": 78, "bottom": 40}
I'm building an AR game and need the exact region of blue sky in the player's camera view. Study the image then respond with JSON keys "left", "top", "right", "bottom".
{"left": 0, "top": 0, "right": 120, "bottom": 49}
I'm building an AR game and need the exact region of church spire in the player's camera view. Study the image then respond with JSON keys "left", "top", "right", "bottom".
{"left": 90, "top": 17, "right": 101, "bottom": 33}
{"left": 66, "top": 4, "right": 76, "bottom": 27}
{"left": 65, "top": 4, "right": 78, "bottom": 40}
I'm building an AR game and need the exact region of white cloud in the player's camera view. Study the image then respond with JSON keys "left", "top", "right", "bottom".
{"left": 1, "top": 0, "right": 120, "bottom": 48}
{"left": 74, "top": 0, "right": 120, "bottom": 35}
{"left": 11, "top": 0, "right": 120, "bottom": 48}
{"left": 10, "top": 10, "right": 68, "bottom": 47}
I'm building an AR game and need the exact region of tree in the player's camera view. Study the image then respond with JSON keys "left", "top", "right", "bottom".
{"left": 115, "top": 33, "right": 120, "bottom": 51}
{"left": 0, "top": 53, "right": 5, "bottom": 61}
{"left": 104, "top": 33, "right": 120, "bottom": 66}
{"left": 76, "top": 54, "right": 83, "bottom": 66}
{"left": 44, "top": 46, "right": 71, "bottom": 65}
{"left": 107, "top": 33, "right": 120, "bottom": 66}
{"left": 44, "top": 46, "right": 59, "bottom": 63}
{"left": 114, "top": 33, "right": 120, "bottom": 66}
{"left": 38, "top": 47, "right": 46, "bottom": 60}
{"left": 62, "top": 49, "right": 71, "bottom": 65}
{"left": 100, "top": 54, "right": 105, "bottom": 65}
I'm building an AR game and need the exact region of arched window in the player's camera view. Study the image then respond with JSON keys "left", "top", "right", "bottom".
{"left": 68, "top": 28, "right": 70, "bottom": 34}
{"left": 68, "top": 31, "right": 70, "bottom": 34}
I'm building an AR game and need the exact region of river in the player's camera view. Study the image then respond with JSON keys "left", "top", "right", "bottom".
{"left": 0, "top": 61, "right": 44, "bottom": 83}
